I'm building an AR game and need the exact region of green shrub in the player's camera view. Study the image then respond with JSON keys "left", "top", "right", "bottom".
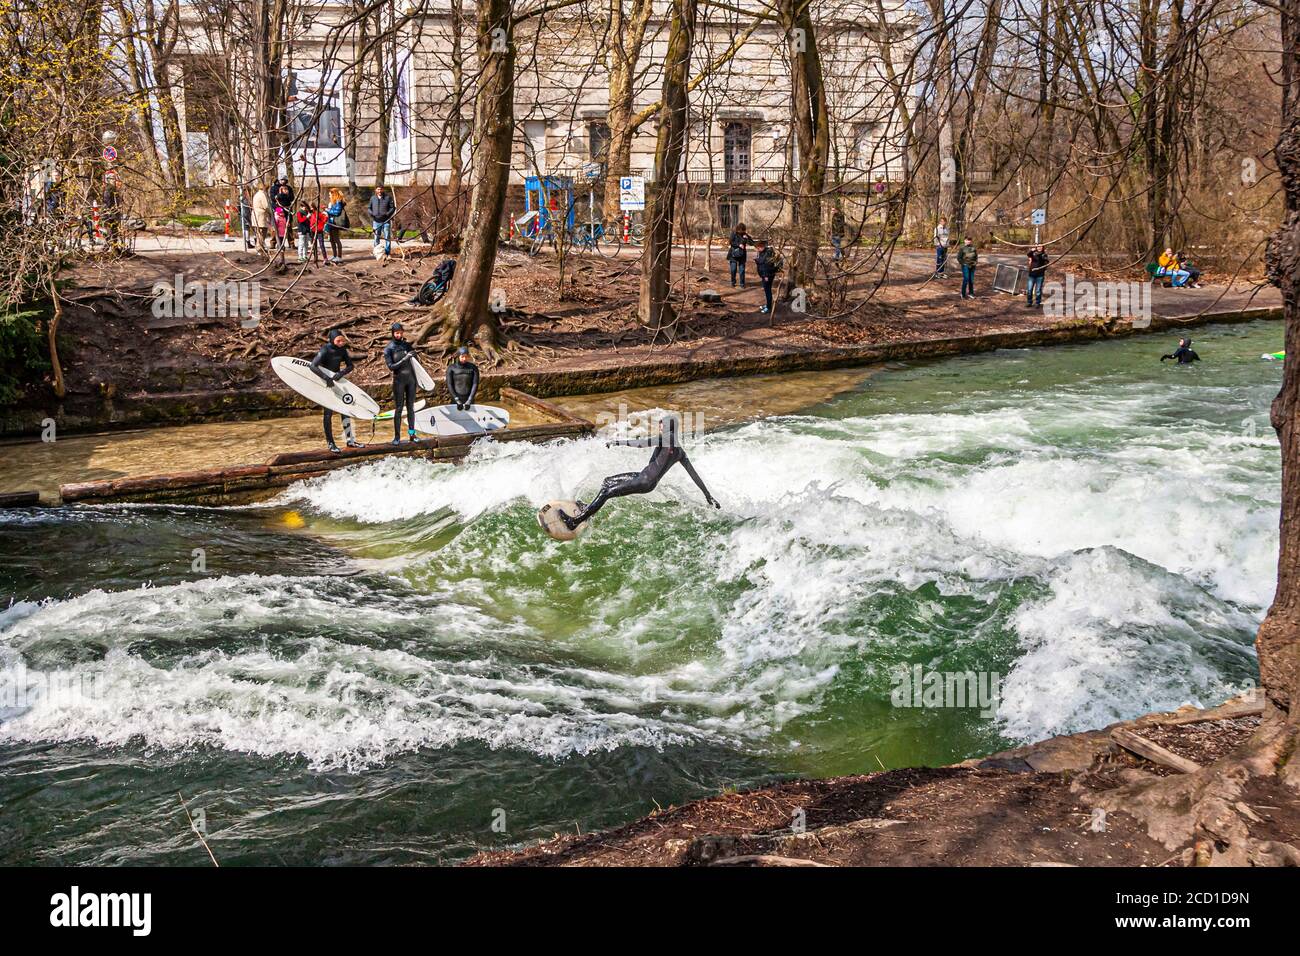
{"left": 0, "top": 304, "right": 49, "bottom": 407}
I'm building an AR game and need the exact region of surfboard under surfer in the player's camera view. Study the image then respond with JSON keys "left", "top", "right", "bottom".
{"left": 384, "top": 322, "right": 419, "bottom": 444}
{"left": 558, "top": 414, "right": 720, "bottom": 531}
{"left": 446, "top": 346, "right": 480, "bottom": 410}
{"left": 310, "top": 328, "right": 366, "bottom": 453}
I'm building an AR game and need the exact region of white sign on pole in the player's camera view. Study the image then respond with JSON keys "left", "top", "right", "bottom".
{"left": 1030, "top": 208, "right": 1047, "bottom": 226}
{"left": 619, "top": 176, "right": 645, "bottom": 211}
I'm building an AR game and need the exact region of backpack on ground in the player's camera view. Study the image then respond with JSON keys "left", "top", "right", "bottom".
{"left": 414, "top": 258, "right": 457, "bottom": 305}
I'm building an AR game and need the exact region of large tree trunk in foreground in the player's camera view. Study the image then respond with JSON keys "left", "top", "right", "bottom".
{"left": 1080, "top": 4, "right": 1300, "bottom": 863}
{"left": 1265, "top": 0, "right": 1300, "bottom": 722}
{"left": 638, "top": 0, "right": 696, "bottom": 334}
{"left": 414, "top": 0, "right": 514, "bottom": 354}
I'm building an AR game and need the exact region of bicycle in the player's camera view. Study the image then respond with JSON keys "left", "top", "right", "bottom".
{"left": 570, "top": 221, "right": 620, "bottom": 258}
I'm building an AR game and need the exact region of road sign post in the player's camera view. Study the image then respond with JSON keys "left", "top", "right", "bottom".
{"left": 619, "top": 176, "right": 645, "bottom": 212}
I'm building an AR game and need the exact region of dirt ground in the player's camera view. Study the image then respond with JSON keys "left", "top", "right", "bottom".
{"left": 41, "top": 239, "right": 1277, "bottom": 416}
{"left": 465, "top": 698, "right": 1299, "bottom": 867}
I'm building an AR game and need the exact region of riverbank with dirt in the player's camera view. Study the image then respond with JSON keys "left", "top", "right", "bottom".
{"left": 466, "top": 694, "right": 1299, "bottom": 867}
{"left": 2, "top": 241, "right": 1279, "bottom": 436}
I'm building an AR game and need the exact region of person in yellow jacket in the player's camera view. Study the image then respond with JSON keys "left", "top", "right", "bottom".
{"left": 1158, "top": 248, "right": 1192, "bottom": 288}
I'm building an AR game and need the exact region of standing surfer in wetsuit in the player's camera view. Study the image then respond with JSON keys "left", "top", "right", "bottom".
{"left": 1161, "top": 338, "right": 1201, "bottom": 365}
{"left": 446, "top": 346, "right": 480, "bottom": 410}
{"left": 310, "top": 328, "right": 365, "bottom": 452}
{"left": 384, "top": 322, "right": 418, "bottom": 444}
{"left": 560, "top": 414, "right": 720, "bottom": 531}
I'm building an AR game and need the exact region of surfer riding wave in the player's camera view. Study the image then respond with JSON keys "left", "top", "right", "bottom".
{"left": 560, "top": 414, "right": 720, "bottom": 531}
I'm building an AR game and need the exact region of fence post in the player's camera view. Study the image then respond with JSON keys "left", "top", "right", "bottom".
{"left": 222, "top": 199, "right": 233, "bottom": 242}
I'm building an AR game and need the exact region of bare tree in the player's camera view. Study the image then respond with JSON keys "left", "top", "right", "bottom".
{"left": 639, "top": 0, "right": 697, "bottom": 333}
{"left": 413, "top": 0, "right": 516, "bottom": 355}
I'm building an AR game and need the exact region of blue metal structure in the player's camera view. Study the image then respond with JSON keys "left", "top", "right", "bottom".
{"left": 524, "top": 175, "right": 575, "bottom": 232}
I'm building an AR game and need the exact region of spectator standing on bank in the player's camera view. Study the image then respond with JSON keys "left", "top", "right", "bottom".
{"left": 251, "top": 185, "right": 270, "bottom": 251}
{"left": 1026, "top": 245, "right": 1049, "bottom": 308}
{"left": 755, "top": 239, "right": 781, "bottom": 315}
{"left": 326, "top": 188, "right": 348, "bottom": 263}
{"left": 830, "top": 205, "right": 846, "bottom": 262}
{"left": 957, "top": 237, "right": 978, "bottom": 299}
{"left": 369, "top": 185, "right": 396, "bottom": 257}
{"left": 311, "top": 202, "right": 329, "bottom": 263}
{"left": 272, "top": 177, "right": 295, "bottom": 218}
{"left": 727, "top": 222, "right": 751, "bottom": 288}
{"left": 295, "top": 202, "right": 313, "bottom": 261}
{"left": 933, "top": 217, "right": 950, "bottom": 277}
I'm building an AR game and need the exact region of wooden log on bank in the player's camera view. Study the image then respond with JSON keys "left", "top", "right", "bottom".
{"left": 1111, "top": 728, "right": 1203, "bottom": 774}
{"left": 499, "top": 387, "right": 595, "bottom": 429}
{"left": 268, "top": 437, "right": 442, "bottom": 468}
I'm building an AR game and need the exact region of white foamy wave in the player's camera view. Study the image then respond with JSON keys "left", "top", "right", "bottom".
{"left": 998, "top": 547, "right": 1259, "bottom": 741}
{"left": 0, "top": 576, "right": 703, "bottom": 769}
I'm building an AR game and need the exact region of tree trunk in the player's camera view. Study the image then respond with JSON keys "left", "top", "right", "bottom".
{"left": 927, "top": 0, "right": 961, "bottom": 232}
{"left": 372, "top": 12, "right": 391, "bottom": 188}
{"left": 447, "top": 0, "right": 467, "bottom": 197}
{"left": 413, "top": 0, "right": 514, "bottom": 354}
{"left": 784, "top": 0, "right": 829, "bottom": 295}
{"left": 1261, "top": 103, "right": 1300, "bottom": 718}
{"left": 46, "top": 277, "right": 66, "bottom": 400}
{"left": 601, "top": 0, "right": 655, "bottom": 225}
{"left": 638, "top": 0, "right": 696, "bottom": 333}
{"left": 251, "top": 0, "right": 290, "bottom": 185}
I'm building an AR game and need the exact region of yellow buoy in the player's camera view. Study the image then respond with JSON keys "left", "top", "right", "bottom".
{"left": 281, "top": 510, "right": 306, "bottom": 529}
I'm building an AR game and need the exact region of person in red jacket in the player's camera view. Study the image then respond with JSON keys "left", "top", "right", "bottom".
{"left": 310, "top": 203, "right": 329, "bottom": 264}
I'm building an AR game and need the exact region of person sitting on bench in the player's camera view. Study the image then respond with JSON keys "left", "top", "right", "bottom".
{"left": 1157, "top": 248, "right": 1192, "bottom": 288}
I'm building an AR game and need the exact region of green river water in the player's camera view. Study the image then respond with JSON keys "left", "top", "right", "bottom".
{"left": 0, "top": 321, "right": 1281, "bottom": 864}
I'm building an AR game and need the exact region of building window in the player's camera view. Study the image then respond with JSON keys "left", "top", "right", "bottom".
{"left": 854, "top": 122, "right": 882, "bottom": 171}
{"left": 723, "top": 122, "right": 751, "bottom": 182}
{"left": 588, "top": 122, "right": 611, "bottom": 163}
{"left": 522, "top": 120, "right": 547, "bottom": 173}
{"left": 719, "top": 201, "right": 742, "bottom": 230}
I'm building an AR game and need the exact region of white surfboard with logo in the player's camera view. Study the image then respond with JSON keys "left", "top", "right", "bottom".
{"left": 271, "top": 356, "right": 381, "bottom": 419}
{"left": 413, "top": 404, "right": 510, "bottom": 437}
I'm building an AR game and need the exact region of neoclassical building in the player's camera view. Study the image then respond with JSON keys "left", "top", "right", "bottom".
{"left": 174, "top": 0, "right": 914, "bottom": 230}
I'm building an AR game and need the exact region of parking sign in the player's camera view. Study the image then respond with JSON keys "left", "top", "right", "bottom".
{"left": 619, "top": 176, "right": 645, "bottom": 211}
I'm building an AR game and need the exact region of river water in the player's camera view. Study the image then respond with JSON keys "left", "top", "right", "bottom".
{"left": 0, "top": 322, "right": 1281, "bottom": 864}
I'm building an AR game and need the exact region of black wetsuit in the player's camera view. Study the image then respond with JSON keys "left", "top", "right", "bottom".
{"left": 384, "top": 338, "right": 418, "bottom": 440}
{"left": 446, "top": 359, "right": 480, "bottom": 409}
{"left": 1161, "top": 344, "right": 1201, "bottom": 365}
{"left": 309, "top": 341, "right": 356, "bottom": 446}
{"left": 564, "top": 434, "right": 717, "bottom": 528}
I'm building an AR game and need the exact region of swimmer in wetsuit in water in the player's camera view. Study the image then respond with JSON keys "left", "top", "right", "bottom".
{"left": 559, "top": 414, "right": 720, "bottom": 530}
{"left": 1161, "top": 338, "right": 1201, "bottom": 365}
